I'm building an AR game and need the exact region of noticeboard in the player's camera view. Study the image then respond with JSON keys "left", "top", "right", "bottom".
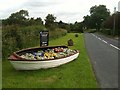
{"left": 40, "top": 31, "right": 49, "bottom": 46}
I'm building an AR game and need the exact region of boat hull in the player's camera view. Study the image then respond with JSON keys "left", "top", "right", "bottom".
{"left": 10, "top": 53, "right": 79, "bottom": 70}
{"left": 8, "top": 46, "right": 79, "bottom": 70}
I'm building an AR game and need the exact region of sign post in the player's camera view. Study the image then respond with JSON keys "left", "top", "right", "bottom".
{"left": 40, "top": 31, "right": 49, "bottom": 47}
{"left": 113, "top": 7, "right": 116, "bottom": 36}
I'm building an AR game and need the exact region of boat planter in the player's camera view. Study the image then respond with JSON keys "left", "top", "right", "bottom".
{"left": 8, "top": 46, "right": 79, "bottom": 70}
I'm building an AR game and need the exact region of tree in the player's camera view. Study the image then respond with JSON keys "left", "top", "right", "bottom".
{"left": 103, "top": 12, "right": 120, "bottom": 35}
{"left": 58, "top": 20, "right": 64, "bottom": 28}
{"left": 83, "top": 15, "right": 92, "bottom": 29}
{"left": 2, "top": 10, "right": 44, "bottom": 26}
{"left": 45, "top": 14, "right": 56, "bottom": 30}
{"left": 69, "top": 22, "right": 83, "bottom": 33}
{"left": 57, "top": 20, "right": 70, "bottom": 32}
{"left": 35, "top": 17, "right": 43, "bottom": 25}
{"left": 90, "top": 5, "right": 110, "bottom": 30}
{"left": 83, "top": 5, "right": 110, "bottom": 31}
{"left": 28, "top": 17, "right": 35, "bottom": 25}
{"left": 3, "top": 10, "right": 29, "bottom": 26}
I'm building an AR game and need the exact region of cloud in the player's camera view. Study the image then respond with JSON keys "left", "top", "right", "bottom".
{"left": 0, "top": 8, "right": 20, "bottom": 19}
{"left": 56, "top": 12, "right": 80, "bottom": 16}
{"left": 0, "top": 0, "right": 28, "bottom": 19}
{"left": 23, "top": 0, "right": 61, "bottom": 8}
{"left": 0, "top": 0, "right": 119, "bottom": 23}
{"left": 56, "top": 12, "right": 83, "bottom": 23}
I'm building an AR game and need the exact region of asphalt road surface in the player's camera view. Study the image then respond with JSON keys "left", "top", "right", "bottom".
{"left": 93, "top": 33, "right": 119, "bottom": 48}
{"left": 84, "top": 33, "right": 118, "bottom": 88}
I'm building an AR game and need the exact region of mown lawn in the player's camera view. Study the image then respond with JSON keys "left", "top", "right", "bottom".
{"left": 2, "top": 33, "right": 98, "bottom": 88}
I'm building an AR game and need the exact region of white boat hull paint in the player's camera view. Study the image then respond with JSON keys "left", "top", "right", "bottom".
{"left": 10, "top": 53, "right": 79, "bottom": 70}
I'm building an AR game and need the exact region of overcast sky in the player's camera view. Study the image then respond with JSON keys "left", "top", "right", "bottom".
{"left": 0, "top": 0, "right": 119, "bottom": 23}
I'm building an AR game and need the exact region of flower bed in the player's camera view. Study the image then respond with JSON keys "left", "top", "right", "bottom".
{"left": 20, "top": 47, "right": 78, "bottom": 60}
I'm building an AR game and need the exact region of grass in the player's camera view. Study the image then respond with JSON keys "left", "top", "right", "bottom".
{"left": 2, "top": 33, "right": 98, "bottom": 88}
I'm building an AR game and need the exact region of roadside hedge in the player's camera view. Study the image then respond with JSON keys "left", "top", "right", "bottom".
{"left": 2, "top": 25, "right": 67, "bottom": 59}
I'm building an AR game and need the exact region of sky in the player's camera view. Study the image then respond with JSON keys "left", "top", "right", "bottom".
{"left": 0, "top": 0, "right": 119, "bottom": 23}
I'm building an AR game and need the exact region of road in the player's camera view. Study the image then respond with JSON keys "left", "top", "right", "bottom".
{"left": 93, "top": 33, "right": 119, "bottom": 48}
{"left": 84, "top": 33, "right": 118, "bottom": 88}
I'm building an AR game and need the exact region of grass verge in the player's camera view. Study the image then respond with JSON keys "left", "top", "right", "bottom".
{"left": 2, "top": 33, "right": 98, "bottom": 88}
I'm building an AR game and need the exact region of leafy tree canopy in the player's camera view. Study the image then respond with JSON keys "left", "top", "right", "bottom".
{"left": 45, "top": 14, "right": 56, "bottom": 30}
{"left": 3, "top": 10, "right": 29, "bottom": 26}
{"left": 83, "top": 5, "right": 110, "bottom": 30}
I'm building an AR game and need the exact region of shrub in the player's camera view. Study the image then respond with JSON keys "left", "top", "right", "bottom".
{"left": 2, "top": 25, "right": 45, "bottom": 59}
{"left": 100, "top": 29, "right": 111, "bottom": 35}
{"left": 68, "top": 39, "right": 73, "bottom": 46}
{"left": 49, "top": 28, "right": 67, "bottom": 40}
{"left": 2, "top": 25, "right": 67, "bottom": 59}
{"left": 75, "top": 34, "right": 78, "bottom": 37}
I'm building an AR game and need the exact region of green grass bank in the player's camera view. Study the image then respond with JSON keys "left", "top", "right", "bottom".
{"left": 2, "top": 33, "right": 98, "bottom": 88}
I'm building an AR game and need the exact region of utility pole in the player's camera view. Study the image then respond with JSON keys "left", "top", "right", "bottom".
{"left": 118, "top": 1, "right": 120, "bottom": 12}
{"left": 113, "top": 7, "right": 116, "bottom": 36}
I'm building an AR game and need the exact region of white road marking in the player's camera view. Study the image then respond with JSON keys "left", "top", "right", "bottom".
{"left": 98, "top": 37, "right": 101, "bottom": 40}
{"left": 102, "top": 40, "right": 108, "bottom": 44}
{"left": 110, "top": 44, "right": 120, "bottom": 50}
{"left": 95, "top": 36, "right": 98, "bottom": 38}
{"left": 91, "top": 33, "right": 120, "bottom": 50}
{"left": 92, "top": 34, "right": 95, "bottom": 36}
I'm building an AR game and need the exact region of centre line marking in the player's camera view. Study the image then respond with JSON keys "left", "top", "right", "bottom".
{"left": 102, "top": 40, "right": 108, "bottom": 44}
{"left": 93, "top": 34, "right": 95, "bottom": 36}
{"left": 98, "top": 37, "right": 101, "bottom": 40}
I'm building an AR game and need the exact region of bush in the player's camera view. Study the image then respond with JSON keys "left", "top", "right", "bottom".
{"left": 2, "top": 25, "right": 67, "bottom": 59}
{"left": 75, "top": 34, "right": 78, "bottom": 37}
{"left": 88, "top": 29, "right": 97, "bottom": 33}
{"left": 68, "top": 39, "right": 73, "bottom": 46}
{"left": 2, "top": 25, "right": 45, "bottom": 59}
{"left": 100, "top": 29, "right": 111, "bottom": 35}
{"left": 49, "top": 28, "right": 67, "bottom": 40}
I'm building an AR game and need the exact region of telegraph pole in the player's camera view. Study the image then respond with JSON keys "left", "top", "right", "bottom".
{"left": 113, "top": 7, "right": 116, "bottom": 36}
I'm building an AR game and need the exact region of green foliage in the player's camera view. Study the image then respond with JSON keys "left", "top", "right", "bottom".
{"left": 100, "top": 29, "right": 111, "bottom": 35}
{"left": 27, "top": 17, "right": 43, "bottom": 26}
{"left": 2, "top": 25, "right": 67, "bottom": 59}
{"left": 83, "top": 15, "right": 91, "bottom": 29}
{"left": 2, "top": 11, "right": 68, "bottom": 59}
{"left": 58, "top": 21, "right": 70, "bottom": 32}
{"left": 2, "top": 9, "right": 84, "bottom": 33}
{"left": 83, "top": 5, "right": 110, "bottom": 30}
{"left": 49, "top": 28, "right": 67, "bottom": 40}
{"left": 87, "top": 29, "right": 97, "bottom": 33}
{"left": 3, "top": 10, "right": 29, "bottom": 26}
{"left": 75, "top": 33, "right": 79, "bottom": 37}
{"left": 70, "top": 22, "right": 83, "bottom": 33}
{"left": 102, "top": 12, "right": 120, "bottom": 35}
{"left": 2, "top": 10, "right": 43, "bottom": 26}
{"left": 45, "top": 14, "right": 57, "bottom": 30}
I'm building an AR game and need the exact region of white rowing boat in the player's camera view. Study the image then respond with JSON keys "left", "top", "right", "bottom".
{"left": 8, "top": 46, "right": 79, "bottom": 70}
